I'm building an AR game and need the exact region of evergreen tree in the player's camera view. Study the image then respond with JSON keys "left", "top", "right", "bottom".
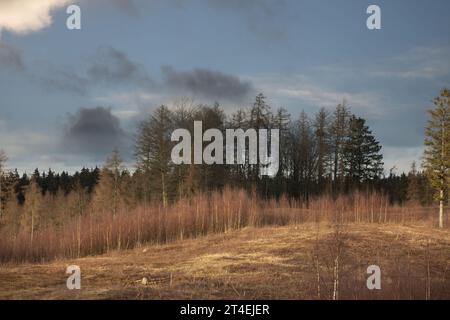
{"left": 407, "top": 162, "right": 421, "bottom": 203}
{"left": 343, "top": 115, "right": 383, "bottom": 183}
{"left": 250, "top": 94, "right": 272, "bottom": 129}
{"left": 249, "top": 94, "right": 272, "bottom": 182}
{"left": 423, "top": 88, "right": 450, "bottom": 228}
{"left": 195, "top": 103, "right": 227, "bottom": 191}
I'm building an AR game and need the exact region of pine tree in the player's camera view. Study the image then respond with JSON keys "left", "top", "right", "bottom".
{"left": 249, "top": 94, "right": 272, "bottom": 181}
{"left": 343, "top": 116, "right": 383, "bottom": 183}
{"left": 407, "top": 162, "right": 421, "bottom": 204}
{"left": 196, "top": 103, "right": 227, "bottom": 191}
{"left": 250, "top": 94, "right": 272, "bottom": 129}
{"left": 423, "top": 88, "right": 450, "bottom": 228}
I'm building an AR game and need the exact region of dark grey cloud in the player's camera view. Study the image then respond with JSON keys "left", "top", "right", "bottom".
{"left": 161, "top": 65, "right": 253, "bottom": 102}
{"left": 88, "top": 46, "right": 153, "bottom": 88}
{"left": 62, "top": 107, "right": 131, "bottom": 158}
{"left": 36, "top": 68, "right": 88, "bottom": 95}
{"left": 1, "top": 43, "right": 254, "bottom": 102}
{"left": 0, "top": 43, "right": 24, "bottom": 71}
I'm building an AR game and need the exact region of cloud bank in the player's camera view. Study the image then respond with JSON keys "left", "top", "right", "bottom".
{"left": 2, "top": 41, "right": 252, "bottom": 102}
{"left": 162, "top": 65, "right": 253, "bottom": 102}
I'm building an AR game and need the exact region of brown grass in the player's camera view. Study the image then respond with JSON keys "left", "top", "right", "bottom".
{"left": 0, "top": 188, "right": 446, "bottom": 263}
{"left": 0, "top": 223, "right": 448, "bottom": 300}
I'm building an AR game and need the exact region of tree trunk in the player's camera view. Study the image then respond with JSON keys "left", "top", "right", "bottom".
{"left": 439, "top": 189, "right": 444, "bottom": 228}
{"left": 30, "top": 211, "right": 34, "bottom": 247}
{"left": 0, "top": 172, "right": 2, "bottom": 220}
{"left": 161, "top": 171, "right": 167, "bottom": 208}
{"left": 333, "top": 255, "right": 339, "bottom": 300}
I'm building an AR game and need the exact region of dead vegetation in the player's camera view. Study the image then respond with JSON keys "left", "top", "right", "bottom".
{"left": 0, "top": 223, "right": 448, "bottom": 300}
{"left": 0, "top": 189, "right": 448, "bottom": 300}
{"left": 0, "top": 189, "right": 446, "bottom": 264}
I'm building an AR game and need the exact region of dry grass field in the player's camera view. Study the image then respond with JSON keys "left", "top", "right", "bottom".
{"left": 1, "top": 222, "right": 449, "bottom": 300}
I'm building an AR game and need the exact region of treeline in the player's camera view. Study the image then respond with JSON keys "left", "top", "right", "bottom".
{"left": 0, "top": 94, "right": 437, "bottom": 236}
{"left": 131, "top": 93, "right": 432, "bottom": 204}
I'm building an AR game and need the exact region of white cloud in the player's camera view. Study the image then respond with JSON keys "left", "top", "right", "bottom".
{"left": 275, "top": 86, "right": 379, "bottom": 111}
{"left": 0, "top": 0, "right": 70, "bottom": 35}
{"left": 0, "top": 118, "right": 6, "bottom": 131}
{"left": 0, "top": 129, "right": 58, "bottom": 159}
{"left": 370, "top": 46, "right": 450, "bottom": 80}
{"left": 94, "top": 91, "right": 166, "bottom": 122}
{"left": 382, "top": 146, "right": 424, "bottom": 175}
{"left": 314, "top": 46, "right": 450, "bottom": 81}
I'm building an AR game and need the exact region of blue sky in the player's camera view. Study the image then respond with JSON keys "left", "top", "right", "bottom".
{"left": 0, "top": 0, "right": 449, "bottom": 174}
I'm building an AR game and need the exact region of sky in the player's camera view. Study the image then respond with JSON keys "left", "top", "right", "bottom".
{"left": 0, "top": 0, "right": 449, "bottom": 174}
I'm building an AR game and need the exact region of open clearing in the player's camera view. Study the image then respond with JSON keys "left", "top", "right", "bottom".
{"left": 0, "top": 223, "right": 449, "bottom": 300}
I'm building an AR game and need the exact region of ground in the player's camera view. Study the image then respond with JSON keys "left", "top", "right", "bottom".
{"left": 0, "top": 223, "right": 449, "bottom": 300}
